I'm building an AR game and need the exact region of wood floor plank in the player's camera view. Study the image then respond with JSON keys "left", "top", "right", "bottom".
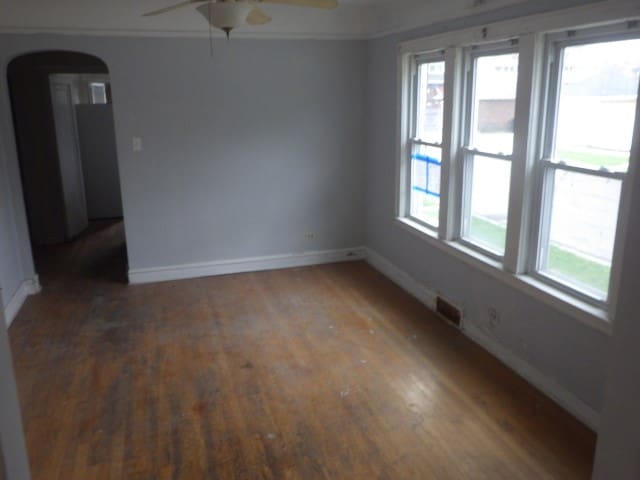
{"left": 9, "top": 220, "right": 596, "bottom": 479}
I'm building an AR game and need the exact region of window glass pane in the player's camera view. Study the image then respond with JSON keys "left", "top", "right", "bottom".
{"left": 540, "top": 170, "right": 621, "bottom": 299}
{"left": 465, "top": 155, "right": 511, "bottom": 254}
{"left": 410, "top": 144, "right": 441, "bottom": 228}
{"left": 471, "top": 53, "right": 519, "bottom": 155}
{"left": 554, "top": 38, "right": 640, "bottom": 172}
{"left": 416, "top": 61, "right": 445, "bottom": 144}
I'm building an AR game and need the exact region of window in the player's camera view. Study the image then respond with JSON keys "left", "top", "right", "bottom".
{"left": 461, "top": 48, "right": 519, "bottom": 257}
{"left": 397, "top": 12, "right": 640, "bottom": 322}
{"left": 406, "top": 54, "right": 446, "bottom": 229}
{"left": 534, "top": 34, "right": 640, "bottom": 303}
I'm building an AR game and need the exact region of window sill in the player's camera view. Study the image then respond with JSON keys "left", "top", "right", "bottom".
{"left": 394, "top": 217, "right": 612, "bottom": 335}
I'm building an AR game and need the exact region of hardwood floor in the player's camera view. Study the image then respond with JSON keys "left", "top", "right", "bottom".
{"left": 9, "top": 221, "right": 596, "bottom": 479}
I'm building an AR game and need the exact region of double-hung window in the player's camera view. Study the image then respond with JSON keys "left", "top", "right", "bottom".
{"left": 532, "top": 29, "right": 640, "bottom": 304}
{"left": 405, "top": 52, "right": 446, "bottom": 230}
{"left": 397, "top": 9, "right": 640, "bottom": 324}
{"left": 460, "top": 45, "right": 519, "bottom": 257}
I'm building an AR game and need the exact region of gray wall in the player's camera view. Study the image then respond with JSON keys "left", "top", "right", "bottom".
{"left": 76, "top": 104, "right": 123, "bottom": 219}
{"left": 0, "top": 119, "right": 35, "bottom": 310}
{"left": 592, "top": 82, "right": 640, "bottom": 480}
{"left": 0, "top": 308, "right": 30, "bottom": 480}
{"left": 365, "top": 0, "right": 611, "bottom": 418}
{"left": 0, "top": 148, "right": 24, "bottom": 308}
{"left": 0, "top": 445, "right": 5, "bottom": 480}
{"left": 0, "top": 34, "right": 366, "bottom": 282}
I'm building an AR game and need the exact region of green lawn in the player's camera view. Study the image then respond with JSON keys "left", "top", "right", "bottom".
{"left": 470, "top": 216, "right": 507, "bottom": 253}
{"left": 415, "top": 195, "right": 440, "bottom": 227}
{"left": 469, "top": 216, "right": 610, "bottom": 294}
{"left": 556, "top": 149, "right": 628, "bottom": 170}
{"left": 548, "top": 245, "right": 610, "bottom": 293}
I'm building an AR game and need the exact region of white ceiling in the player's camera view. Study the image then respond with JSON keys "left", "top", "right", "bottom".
{"left": 0, "top": 0, "right": 528, "bottom": 39}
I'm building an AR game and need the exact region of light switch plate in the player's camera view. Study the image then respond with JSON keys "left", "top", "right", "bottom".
{"left": 132, "top": 137, "right": 143, "bottom": 152}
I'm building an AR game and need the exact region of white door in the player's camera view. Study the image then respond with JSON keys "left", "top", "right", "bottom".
{"left": 49, "top": 76, "right": 88, "bottom": 240}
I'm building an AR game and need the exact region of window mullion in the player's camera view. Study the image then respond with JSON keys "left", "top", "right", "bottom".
{"left": 396, "top": 53, "right": 413, "bottom": 219}
{"left": 608, "top": 78, "right": 640, "bottom": 319}
{"left": 504, "top": 33, "right": 544, "bottom": 274}
{"left": 439, "top": 47, "right": 463, "bottom": 241}
{"left": 458, "top": 51, "right": 475, "bottom": 242}
{"left": 527, "top": 39, "right": 559, "bottom": 276}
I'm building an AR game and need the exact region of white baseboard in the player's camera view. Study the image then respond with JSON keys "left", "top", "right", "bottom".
{"left": 364, "top": 247, "right": 437, "bottom": 310}
{"left": 128, "top": 247, "right": 367, "bottom": 285}
{"left": 363, "top": 247, "right": 600, "bottom": 431}
{"left": 3, "top": 276, "right": 41, "bottom": 327}
{"left": 463, "top": 322, "right": 600, "bottom": 431}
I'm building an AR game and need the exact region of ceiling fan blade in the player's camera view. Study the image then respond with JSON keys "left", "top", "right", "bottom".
{"left": 142, "top": 0, "right": 207, "bottom": 17}
{"left": 247, "top": 7, "right": 272, "bottom": 25}
{"left": 258, "top": 0, "right": 338, "bottom": 9}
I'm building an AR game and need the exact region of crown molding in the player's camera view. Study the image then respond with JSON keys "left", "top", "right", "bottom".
{"left": 0, "top": 1, "right": 624, "bottom": 42}
{"left": 0, "top": 0, "right": 540, "bottom": 41}
{"left": 0, "top": 25, "right": 370, "bottom": 41}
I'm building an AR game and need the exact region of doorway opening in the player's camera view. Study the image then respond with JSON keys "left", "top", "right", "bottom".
{"left": 7, "top": 51, "right": 128, "bottom": 284}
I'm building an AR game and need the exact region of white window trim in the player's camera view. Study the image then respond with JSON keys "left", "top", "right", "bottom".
{"left": 402, "top": 50, "right": 446, "bottom": 232}
{"left": 397, "top": 46, "right": 464, "bottom": 243}
{"left": 398, "top": 0, "right": 640, "bottom": 55}
{"left": 395, "top": 216, "right": 611, "bottom": 335}
{"left": 459, "top": 41, "right": 519, "bottom": 260}
{"left": 527, "top": 24, "right": 639, "bottom": 309}
{"left": 396, "top": 0, "right": 640, "bottom": 333}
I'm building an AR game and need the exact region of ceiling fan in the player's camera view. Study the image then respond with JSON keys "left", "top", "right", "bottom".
{"left": 143, "top": 0, "right": 339, "bottom": 38}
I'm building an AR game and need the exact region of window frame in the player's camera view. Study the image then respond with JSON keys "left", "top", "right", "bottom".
{"left": 395, "top": 2, "right": 640, "bottom": 330}
{"left": 459, "top": 41, "right": 520, "bottom": 261}
{"left": 528, "top": 25, "right": 640, "bottom": 308}
{"left": 401, "top": 50, "right": 447, "bottom": 232}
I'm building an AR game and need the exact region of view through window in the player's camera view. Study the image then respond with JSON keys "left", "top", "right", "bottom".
{"left": 410, "top": 60, "right": 445, "bottom": 228}
{"left": 537, "top": 38, "right": 640, "bottom": 300}
{"left": 399, "top": 20, "right": 640, "bottom": 309}
{"left": 463, "top": 52, "right": 519, "bottom": 255}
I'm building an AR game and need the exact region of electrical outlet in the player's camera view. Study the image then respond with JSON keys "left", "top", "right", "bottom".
{"left": 304, "top": 233, "right": 315, "bottom": 240}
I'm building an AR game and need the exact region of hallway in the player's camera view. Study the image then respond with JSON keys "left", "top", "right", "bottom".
{"left": 9, "top": 223, "right": 595, "bottom": 479}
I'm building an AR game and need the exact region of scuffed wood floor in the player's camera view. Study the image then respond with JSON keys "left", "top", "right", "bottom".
{"left": 10, "top": 221, "right": 596, "bottom": 479}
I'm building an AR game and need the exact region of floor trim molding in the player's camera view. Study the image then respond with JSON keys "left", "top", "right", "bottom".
{"left": 363, "top": 247, "right": 600, "bottom": 432}
{"left": 462, "top": 322, "right": 600, "bottom": 431}
{"left": 365, "top": 247, "right": 438, "bottom": 310}
{"left": 4, "top": 276, "right": 41, "bottom": 327}
{"left": 128, "top": 247, "right": 367, "bottom": 285}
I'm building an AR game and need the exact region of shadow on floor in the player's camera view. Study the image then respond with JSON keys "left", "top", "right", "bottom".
{"left": 32, "top": 219, "right": 128, "bottom": 286}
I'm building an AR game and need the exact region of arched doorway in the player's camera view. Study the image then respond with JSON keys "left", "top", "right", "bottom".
{"left": 7, "top": 51, "right": 127, "bottom": 283}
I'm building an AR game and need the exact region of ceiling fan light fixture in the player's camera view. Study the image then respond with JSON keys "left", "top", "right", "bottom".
{"left": 196, "top": 2, "right": 253, "bottom": 37}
